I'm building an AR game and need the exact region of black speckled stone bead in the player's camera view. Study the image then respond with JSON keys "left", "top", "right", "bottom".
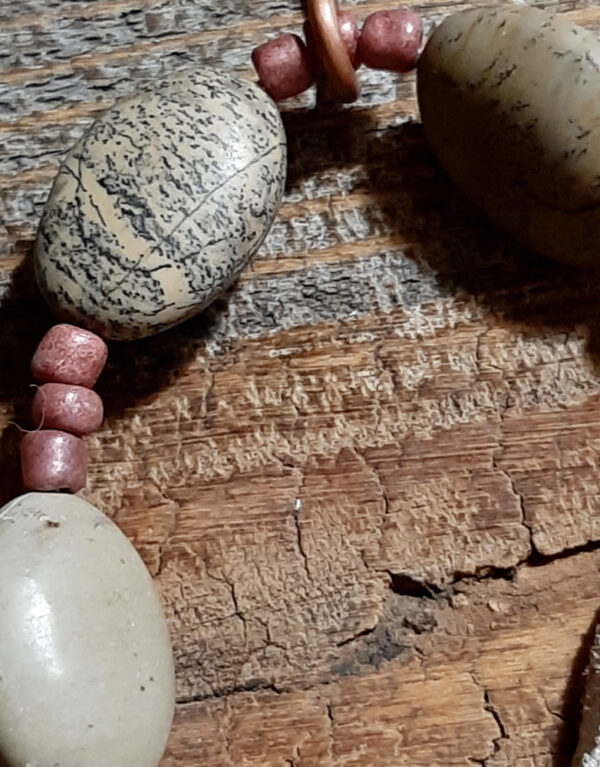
{"left": 35, "top": 68, "right": 287, "bottom": 340}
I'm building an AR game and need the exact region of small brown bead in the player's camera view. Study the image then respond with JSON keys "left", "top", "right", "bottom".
{"left": 21, "top": 430, "right": 87, "bottom": 493}
{"left": 32, "top": 383, "right": 104, "bottom": 436}
{"left": 358, "top": 9, "right": 423, "bottom": 72}
{"left": 252, "top": 34, "right": 315, "bottom": 101}
{"left": 31, "top": 324, "right": 108, "bottom": 388}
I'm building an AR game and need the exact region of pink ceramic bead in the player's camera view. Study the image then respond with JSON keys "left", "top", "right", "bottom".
{"left": 31, "top": 324, "right": 108, "bottom": 388}
{"left": 21, "top": 430, "right": 87, "bottom": 493}
{"left": 32, "top": 383, "right": 104, "bottom": 436}
{"left": 338, "top": 10, "right": 360, "bottom": 68}
{"left": 252, "top": 34, "right": 315, "bottom": 101}
{"left": 358, "top": 9, "right": 423, "bottom": 72}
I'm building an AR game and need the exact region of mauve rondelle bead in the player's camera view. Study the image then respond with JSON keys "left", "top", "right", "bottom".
{"left": 21, "top": 430, "right": 87, "bottom": 493}
{"left": 32, "top": 383, "right": 104, "bottom": 436}
{"left": 31, "top": 324, "right": 108, "bottom": 388}
{"left": 358, "top": 9, "right": 423, "bottom": 72}
{"left": 338, "top": 10, "right": 360, "bottom": 68}
{"left": 252, "top": 34, "right": 315, "bottom": 101}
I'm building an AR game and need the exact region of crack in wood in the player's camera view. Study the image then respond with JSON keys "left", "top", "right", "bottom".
{"left": 292, "top": 494, "right": 311, "bottom": 583}
{"left": 483, "top": 688, "right": 508, "bottom": 758}
{"left": 176, "top": 679, "right": 284, "bottom": 705}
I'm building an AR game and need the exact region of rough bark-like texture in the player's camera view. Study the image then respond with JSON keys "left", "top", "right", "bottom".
{"left": 2, "top": 1, "right": 600, "bottom": 764}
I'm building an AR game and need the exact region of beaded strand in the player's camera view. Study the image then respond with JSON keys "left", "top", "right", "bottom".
{"left": 252, "top": 2, "right": 422, "bottom": 103}
{"left": 18, "top": 2, "right": 424, "bottom": 498}
{"left": 22, "top": 324, "right": 107, "bottom": 493}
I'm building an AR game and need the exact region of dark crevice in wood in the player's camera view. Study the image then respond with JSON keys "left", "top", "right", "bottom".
{"left": 525, "top": 536, "right": 600, "bottom": 568}
{"left": 176, "top": 679, "right": 284, "bottom": 705}
{"left": 483, "top": 688, "right": 508, "bottom": 758}
{"left": 336, "top": 625, "right": 377, "bottom": 647}
{"left": 466, "top": 669, "right": 510, "bottom": 766}
{"left": 326, "top": 703, "right": 334, "bottom": 725}
{"left": 292, "top": 495, "right": 311, "bottom": 582}
{"left": 388, "top": 534, "right": 600, "bottom": 599}
{"left": 388, "top": 571, "right": 443, "bottom": 599}
{"left": 387, "top": 564, "right": 517, "bottom": 600}
{"left": 451, "top": 564, "right": 518, "bottom": 585}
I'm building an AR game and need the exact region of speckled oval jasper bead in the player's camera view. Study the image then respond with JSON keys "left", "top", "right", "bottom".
{"left": 21, "top": 430, "right": 87, "bottom": 493}
{"left": 34, "top": 68, "right": 287, "bottom": 340}
{"left": 31, "top": 324, "right": 108, "bottom": 388}
{"left": 418, "top": 6, "right": 600, "bottom": 266}
{"left": 32, "top": 383, "right": 104, "bottom": 436}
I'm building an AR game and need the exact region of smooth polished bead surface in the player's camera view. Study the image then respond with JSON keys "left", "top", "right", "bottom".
{"left": 32, "top": 383, "right": 104, "bottom": 436}
{"left": 35, "top": 68, "right": 287, "bottom": 340}
{"left": 358, "top": 9, "right": 422, "bottom": 72}
{"left": 21, "top": 429, "right": 86, "bottom": 493}
{"left": 418, "top": 6, "right": 600, "bottom": 266}
{"left": 0, "top": 492, "right": 175, "bottom": 767}
{"left": 31, "top": 324, "right": 108, "bottom": 388}
{"left": 253, "top": 34, "right": 314, "bottom": 100}
{"left": 337, "top": 10, "right": 360, "bottom": 68}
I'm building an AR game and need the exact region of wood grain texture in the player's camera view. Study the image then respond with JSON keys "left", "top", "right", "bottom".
{"left": 2, "top": 0, "right": 600, "bottom": 764}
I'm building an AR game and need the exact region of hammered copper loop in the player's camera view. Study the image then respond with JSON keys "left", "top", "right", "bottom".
{"left": 307, "top": 0, "right": 360, "bottom": 103}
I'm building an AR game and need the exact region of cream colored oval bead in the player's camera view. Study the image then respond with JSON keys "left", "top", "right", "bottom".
{"left": 417, "top": 6, "right": 600, "bottom": 266}
{"left": 34, "top": 67, "right": 287, "bottom": 340}
{"left": 0, "top": 493, "right": 175, "bottom": 767}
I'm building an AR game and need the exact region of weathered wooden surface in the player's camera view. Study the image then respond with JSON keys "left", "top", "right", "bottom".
{"left": 3, "top": 0, "right": 600, "bottom": 764}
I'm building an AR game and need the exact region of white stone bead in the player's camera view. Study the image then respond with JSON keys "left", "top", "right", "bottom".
{"left": 0, "top": 492, "right": 175, "bottom": 767}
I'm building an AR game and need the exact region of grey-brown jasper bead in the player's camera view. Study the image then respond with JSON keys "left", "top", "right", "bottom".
{"left": 418, "top": 6, "right": 600, "bottom": 266}
{"left": 35, "top": 68, "right": 287, "bottom": 340}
